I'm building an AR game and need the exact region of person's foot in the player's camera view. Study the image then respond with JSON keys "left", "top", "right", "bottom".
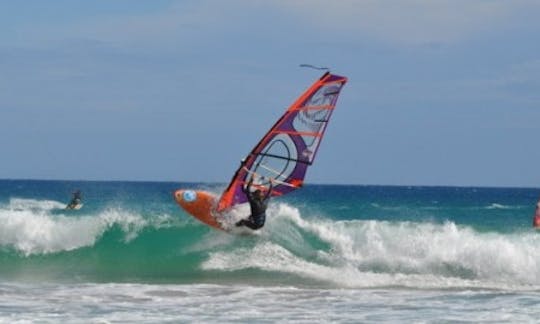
{"left": 235, "top": 220, "right": 243, "bottom": 227}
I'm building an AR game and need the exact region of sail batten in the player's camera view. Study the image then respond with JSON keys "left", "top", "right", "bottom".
{"left": 271, "top": 130, "right": 322, "bottom": 137}
{"left": 217, "top": 72, "right": 347, "bottom": 212}
{"left": 257, "top": 152, "right": 312, "bottom": 165}
{"left": 296, "top": 105, "right": 334, "bottom": 111}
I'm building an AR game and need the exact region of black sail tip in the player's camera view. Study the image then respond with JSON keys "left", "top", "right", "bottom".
{"left": 299, "top": 64, "right": 330, "bottom": 72}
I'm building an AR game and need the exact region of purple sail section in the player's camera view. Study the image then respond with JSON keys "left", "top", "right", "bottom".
{"left": 217, "top": 72, "right": 347, "bottom": 211}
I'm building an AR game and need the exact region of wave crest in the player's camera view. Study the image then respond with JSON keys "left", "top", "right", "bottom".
{"left": 203, "top": 202, "right": 540, "bottom": 289}
{"left": 0, "top": 198, "right": 170, "bottom": 256}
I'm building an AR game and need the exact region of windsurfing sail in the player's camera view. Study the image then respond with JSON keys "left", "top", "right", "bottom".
{"left": 217, "top": 72, "right": 348, "bottom": 211}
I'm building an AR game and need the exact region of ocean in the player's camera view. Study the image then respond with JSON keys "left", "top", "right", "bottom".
{"left": 1, "top": 179, "right": 540, "bottom": 322}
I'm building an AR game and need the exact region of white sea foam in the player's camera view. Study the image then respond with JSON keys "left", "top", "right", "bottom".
{"left": 215, "top": 203, "right": 251, "bottom": 232}
{"left": 2, "top": 282, "right": 538, "bottom": 323}
{"left": 203, "top": 202, "right": 540, "bottom": 290}
{"left": 4, "top": 198, "right": 66, "bottom": 211}
{"left": 0, "top": 198, "right": 168, "bottom": 255}
{"left": 486, "top": 203, "right": 514, "bottom": 210}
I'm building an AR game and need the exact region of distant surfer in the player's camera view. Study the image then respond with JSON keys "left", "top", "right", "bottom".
{"left": 66, "top": 189, "right": 82, "bottom": 210}
{"left": 533, "top": 197, "right": 540, "bottom": 228}
{"left": 235, "top": 177, "right": 273, "bottom": 230}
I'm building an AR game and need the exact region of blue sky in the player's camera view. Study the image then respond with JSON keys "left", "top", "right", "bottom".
{"left": 1, "top": 0, "right": 539, "bottom": 187}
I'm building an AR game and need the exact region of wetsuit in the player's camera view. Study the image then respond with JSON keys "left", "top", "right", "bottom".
{"left": 236, "top": 180, "right": 273, "bottom": 230}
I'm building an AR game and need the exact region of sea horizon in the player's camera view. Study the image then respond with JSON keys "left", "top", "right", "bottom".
{"left": 1, "top": 177, "right": 539, "bottom": 191}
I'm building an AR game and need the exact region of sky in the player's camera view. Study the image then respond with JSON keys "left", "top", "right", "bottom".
{"left": 1, "top": 0, "right": 539, "bottom": 187}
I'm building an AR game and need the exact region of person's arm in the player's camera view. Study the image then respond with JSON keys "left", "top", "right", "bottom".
{"left": 264, "top": 178, "right": 274, "bottom": 200}
{"left": 243, "top": 176, "right": 254, "bottom": 194}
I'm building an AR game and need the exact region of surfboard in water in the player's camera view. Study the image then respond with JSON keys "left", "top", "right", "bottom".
{"left": 174, "top": 71, "right": 348, "bottom": 231}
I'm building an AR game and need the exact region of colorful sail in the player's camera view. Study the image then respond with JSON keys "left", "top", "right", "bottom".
{"left": 217, "top": 72, "right": 348, "bottom": 211}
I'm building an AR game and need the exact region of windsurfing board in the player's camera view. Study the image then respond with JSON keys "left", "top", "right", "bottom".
{"left": 65, "top": 203, "right": 83, "bottom": 210}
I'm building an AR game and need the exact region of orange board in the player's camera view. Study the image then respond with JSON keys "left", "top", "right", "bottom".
{"left": 173, "top": 190, "right": 225, "bottom": 231}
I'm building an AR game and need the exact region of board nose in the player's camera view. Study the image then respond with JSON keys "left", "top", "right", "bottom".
{"left": 173, "top": 189, "right": 184, "bottom": 204}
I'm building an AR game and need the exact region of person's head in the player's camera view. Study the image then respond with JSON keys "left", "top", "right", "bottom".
{"left": 253, "top": 189, "right": 263, "bottom": 200}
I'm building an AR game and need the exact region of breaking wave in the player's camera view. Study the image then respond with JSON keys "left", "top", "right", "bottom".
{"left": 1, "top": 198, "right": 539, "bottom": 290}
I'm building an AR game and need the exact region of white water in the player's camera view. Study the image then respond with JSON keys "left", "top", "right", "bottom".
{"left": 0, "top": 282, "right": 538, "bottom": 323}
{"left": 3, "top": 198, "right": 540, "bottom": 291}
{"left": 203, "top": 203, "right": 540, "bottom": 290}
{"left": 2, "top": 200, "right": 540, "bottom": 322}
{"left": 0, "top": 198, "right": 169, "bottom": 255}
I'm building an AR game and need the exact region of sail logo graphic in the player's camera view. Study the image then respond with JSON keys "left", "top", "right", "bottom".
{"left": 183, "top": 190, "right": 197, "bottom": 202}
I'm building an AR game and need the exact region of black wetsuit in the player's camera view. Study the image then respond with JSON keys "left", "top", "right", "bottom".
{"left": 236, "top": 181, "right": 272, "bottom": 230}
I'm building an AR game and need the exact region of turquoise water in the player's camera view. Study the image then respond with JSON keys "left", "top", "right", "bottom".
{"left": 1, "top": 179, "right": 540, "bottom": 322}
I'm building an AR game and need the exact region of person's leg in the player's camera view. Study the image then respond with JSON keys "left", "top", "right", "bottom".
{"left": 235, "top": 218, "right": 260, "bottom": 230}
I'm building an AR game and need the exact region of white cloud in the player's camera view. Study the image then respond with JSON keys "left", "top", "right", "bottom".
{"left": 272, "top": 0, "right": 540, "bottom": 45}
{"left": 11, "top": 1, "right": 231, "bottom": 48}
{"left": 11, "top": 0, "right": 540, "bottom": 49}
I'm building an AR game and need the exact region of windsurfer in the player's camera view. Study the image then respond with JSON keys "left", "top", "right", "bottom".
{"left": 66, "top": 190, "right": 82, "bottom": 209}
{"left": 533, "top": 197, "right": 540, "bottom": 228}
{"left": 235, "top": 177, "right": 273, "bottom": 230}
